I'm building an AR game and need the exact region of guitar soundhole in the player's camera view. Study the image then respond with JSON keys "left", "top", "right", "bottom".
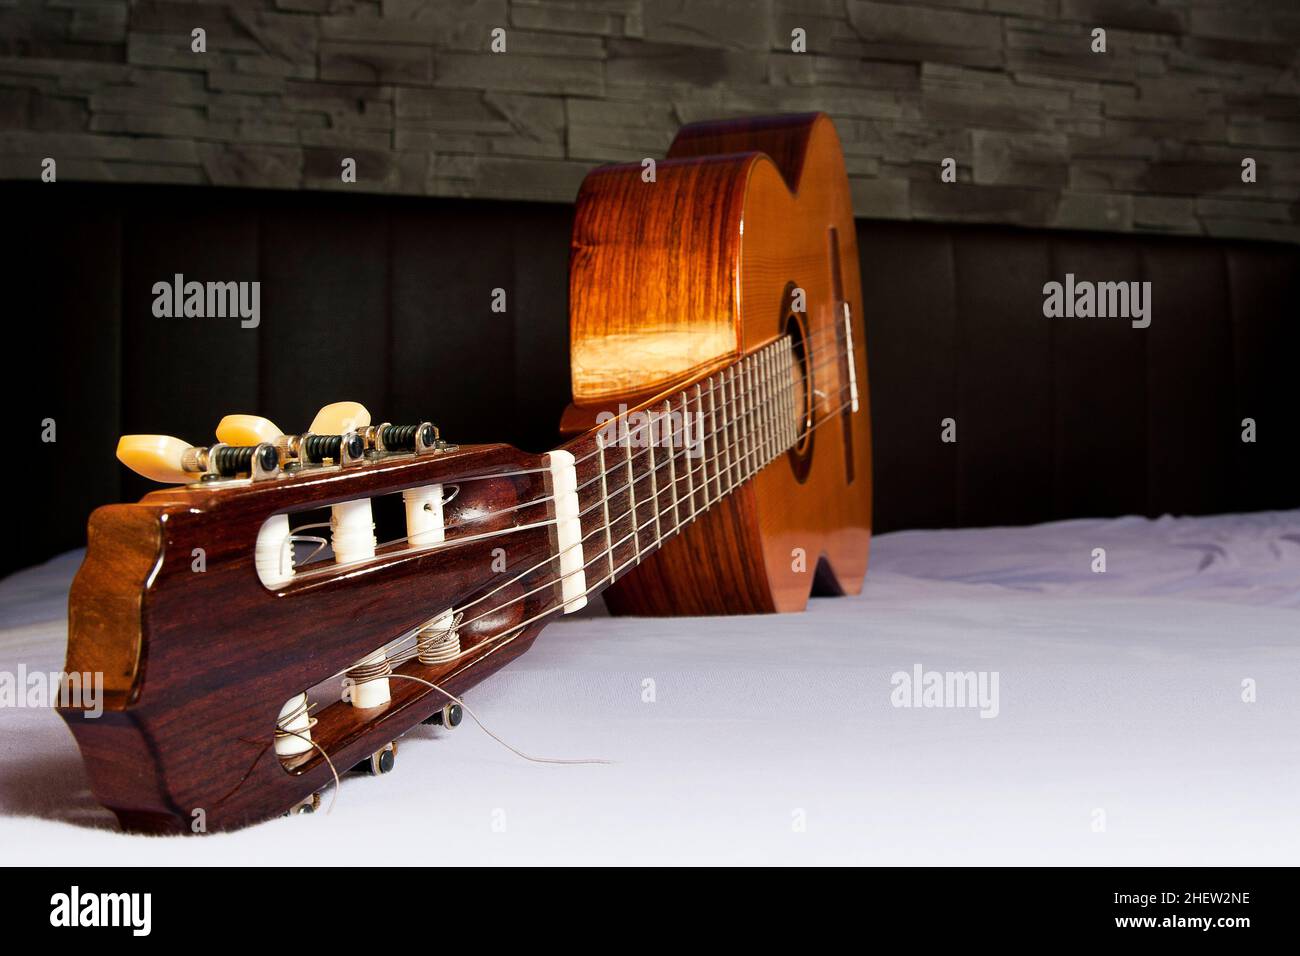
{"left": 785, "top": 302, "right": 814, "bottom": 484}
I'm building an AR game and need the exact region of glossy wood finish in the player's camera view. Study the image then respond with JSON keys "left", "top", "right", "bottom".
{"left": 59, "top": 113, "right": 872, "bottom": 832}
{"left": 61, "top": 444, "right": 558, "bottom": 832}
{"left": 570, "top": 113, "right": 872, "bottom": 615}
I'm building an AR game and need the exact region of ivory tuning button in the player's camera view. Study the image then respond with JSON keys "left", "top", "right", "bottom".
{"left": 215, "top": 413, "right": 283, "bottom": 447}
{"left": 309, "top": 400, "right": 370, "bottom": 435}
{"left": 116, "top": 434, "right": 195, "bottom": 484}
{"left": 116, "top": 434, "right": 279, "bottom": 484}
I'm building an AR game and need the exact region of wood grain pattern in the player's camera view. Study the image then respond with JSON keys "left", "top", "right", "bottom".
{"left": 59, "top": 113, "right": 872, "bottom": 832}
{"left": 61, "top": 444, "right": 557, "bottom": 832}
{"left": 572, "top": 112, "right": 872, "bottom": 615}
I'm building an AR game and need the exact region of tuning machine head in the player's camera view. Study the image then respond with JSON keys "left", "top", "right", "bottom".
{"left": 117, "top": 435, "right": 280, "bottom": 485}
{"left": 360, "top": 421, "right": 455, "bottom": 457}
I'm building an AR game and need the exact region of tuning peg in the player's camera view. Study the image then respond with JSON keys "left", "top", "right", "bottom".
{"left": 216, "top": 414, "right": 283, "bottom": 446}
{"left": 310, "top": 401, "right": 370, "bottom": 435}
{"left": 116, "top": 434, "right": 279, "bottom": 484}
{"left": 116, "top": 434, "right": 194, "bottom": 484}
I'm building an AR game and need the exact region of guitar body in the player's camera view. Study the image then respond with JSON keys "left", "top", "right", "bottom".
{"left": 568, "top": 113, "right": 872, "bottom": 615}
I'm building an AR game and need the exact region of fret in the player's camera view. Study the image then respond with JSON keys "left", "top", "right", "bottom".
{"left": 741, "top": 356, "right": 755, "bottom": 480}
{"left": 717, "top": 370, "right": 732, "bottom": 495}
{"left": 755, "top": 354, "right": 767, "bottom": 470}
{"left": 738, "top": 364, "right": 749, "bottom": 482}
{"left": 695, "top": 384, "right": 712, "bottom": 512}
{"left": 623, "top": 434, "right": 641, "bottom": 564}
{"left": 707, "top": 378, "right": 723, "bottom": 504}
{"left": 647, "top": 410, "right": 663, "bottom": 546}
{"left": 725, "top": 366, "right": 740, "bottom": 491}
{"left": 595, "top": 433, "right": 616, "bottom": 580}
{"left": 756, "top": 350, "right": 769, "bottom": 469}
{"left": 663, "top": 400, "right": 681, "bottom": 535}
{"left": 759, "top": 345, "right": 769, "bottom": 465}
{"left": 759, "top": 351, "right": 769, "bottom": 468}
{"left": 750, "top": 355, "right": 762, "bottom": 474}
{"left": 680, "top": 392, "right": 698, "bottom": 521}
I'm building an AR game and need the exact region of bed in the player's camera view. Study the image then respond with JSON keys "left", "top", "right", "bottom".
{"left": 2, "top": 510, "right": 1296, "bottom": 865}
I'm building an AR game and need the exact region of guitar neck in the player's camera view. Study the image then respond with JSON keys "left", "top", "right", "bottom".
{"left": 561, "top": 335, "right": 800, "bottom": 599}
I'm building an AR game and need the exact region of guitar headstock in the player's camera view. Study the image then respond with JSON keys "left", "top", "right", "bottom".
{"left": 62, "top": 401, "right": 577, "bottom": 832}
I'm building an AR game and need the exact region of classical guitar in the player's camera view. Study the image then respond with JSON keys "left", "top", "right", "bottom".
{"left": 59, "top": 112, "right": 872, "bottom": 833}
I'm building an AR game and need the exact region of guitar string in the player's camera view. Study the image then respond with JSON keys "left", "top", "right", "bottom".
{"left": 315, "top": 345, "right": 848, "bottom": 654}
{"left": 395, "top": 390, "right": 863, "bottom": 671}
{"left": 290, "top": 379, "right": 859, "bottom": 793}
{"left": 346, "top": 345, "right": 852, "bottom": 656}
{"left": 286, "top": 332, "right": 854, "bottom": 571}
{"left": 301, "top": 320, "right": 851, "bottom": 501}
{"left": 326, "top": 377, "right": 858, "bottom": 684}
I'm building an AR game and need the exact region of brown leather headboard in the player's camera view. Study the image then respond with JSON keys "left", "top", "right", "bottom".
{"left": 4, "top": 183, "right": 1296, "bottom": 577}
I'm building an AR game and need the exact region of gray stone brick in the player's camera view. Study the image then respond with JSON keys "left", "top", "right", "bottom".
{"left": 67, "top": 2, "right": 128, "bottom": 44}
{"left": 1005, "top": 21, "right": 1139, "bottom": 81}
{"left": 320, "top": 41, "right": 430, "bottom": 83}
{"left": 197, "top": 142, "right": 303, "bottom": 187}
{"left": 377, "top": 0, "right": 507, "bottom": 49}
{"left": 29, "top": 93, "right": 88, "bottom": 131}
{"left": 1228, "top": 119, "right": 1300, "bottom": 149}
{"left": 850, "top": 175, "right": 909, "bottom": 218}
{"left": 483, "top": 90, "right": 565, "bottom": 145}
{"left": 1188, "top": 7, "right": 1300, "bottom": 45}
{"left": 642, "top": 1, "right": 771, "bottom": 52}
{"left": 607, "top": 40, "right": 766, "bottom": 91}
{"left": 511, "top": 0, "right": 640, "bottom": 38}
{"left": 769, "top": 53, "right": 919, "bottom": 91}
{"left": 304, "top": 144, "right": 397, "bottom": 186}
{"left": 433, "top": 153, "right": 590, "bottom": 202}
{"left": 1068, "top": 157, "right": 1148, "bottom": 191}
{"left": 912, "top": 180, "right": 1059, "bottom": 226}
{"left": 1132, "top": 194, "right": 1198, "bottom": 232}
{"left": 0, "top": 0, "right": 1290, "bottom": 244}
{"left": 567, "top": 96, "right": 675, "bottom": 160}
{"left": 229, "top": 10, "right": 317, "bottom": 66}
{"left": 395, "top": 88, "right": 505, "bottom": 128}
{"left": 103, "top": 160, "right": 205, "bottom": 184}
{"left": 847, "top": 1, "right": 1004, "bottom": 69}
{"left": 987, "top": 0, "right": 1059, "bottom": 17}
{"left": 973, "top": 129, "right": 1070, "bottom": 187}
{"left": 434, "top": 51, "right": 603, "bottom": 96}
{"left": 1051, "top": 190, "right": 1133, "bottom": 231}
{"left": 1059, "top": 1, "right": 1184, "bottom": 35}
{"left": 1201, "top": 217, "right": 1300, "bottom": 242}
{"left": 208, "top": 70, "right": 288, "bottom": 93}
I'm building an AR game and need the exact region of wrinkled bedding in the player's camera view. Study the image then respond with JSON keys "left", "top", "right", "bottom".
{"left": 1, "top": 511, "right": 1296, "bottom": 865}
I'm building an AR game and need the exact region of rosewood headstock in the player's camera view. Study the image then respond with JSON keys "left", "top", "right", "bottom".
{"left": 60, "top": 402, "right": 569, "bottom": 833}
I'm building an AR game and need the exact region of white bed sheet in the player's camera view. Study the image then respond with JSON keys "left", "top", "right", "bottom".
{"left": 1, "top": 510, "right": 1297, "bottom": 865}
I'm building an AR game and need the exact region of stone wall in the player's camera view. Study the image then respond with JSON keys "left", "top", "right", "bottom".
{"left": 1, "top": 0, "right": 1296, "bottom": 241}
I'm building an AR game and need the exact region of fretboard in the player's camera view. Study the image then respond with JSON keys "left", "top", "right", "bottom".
{"left": 562, "top": 335, "right": 799, "bottom": 597}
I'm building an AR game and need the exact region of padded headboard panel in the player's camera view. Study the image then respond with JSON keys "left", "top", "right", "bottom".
{"left": 861, "top": 221, "right": 1299, "bottom": 532}
{"left": 3, "top": 183, "right": 1296, "bottom": 577}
